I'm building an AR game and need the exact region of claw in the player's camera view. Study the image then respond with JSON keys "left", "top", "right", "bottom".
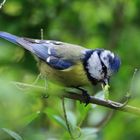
{"left": 77, "top": 87, "right": 90, "bottom": 106}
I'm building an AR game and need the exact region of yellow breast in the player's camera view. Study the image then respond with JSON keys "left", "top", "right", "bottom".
{"left": 39, "top": 61, "right": 91, "bottom": 87}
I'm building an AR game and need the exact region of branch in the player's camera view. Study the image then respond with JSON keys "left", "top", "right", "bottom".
{"left": 63, "top": 92, "right": 140, "bottom": 116}
{"left": 12, "top": 81, "right": 140, "bottom": 116}
{"left": 0, "top": 0, "right": 6, "bottom": 9}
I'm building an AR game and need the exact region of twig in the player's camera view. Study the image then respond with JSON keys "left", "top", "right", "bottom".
{"left": 11, "top": 82, "right": 140, "bottom": 116}
{"left": 0, "top": 0, "right": 6, "bottom": 9}
{"left": 120, "top": 69, "right": 139, "bottom": 106}
{"left": 12, "top": 81, "right": 45, "bottom": 90}
{"left": 62, "top": 97, "right": 75, "bottom": 140}
{"left": 129, "top": 68, "right": 138, "bottom": 95}
{"left": 63, "top": 92, "right": 140, "bottom": 116}
{"left": 40, "top": 28, "right": 44, "bottom": 40}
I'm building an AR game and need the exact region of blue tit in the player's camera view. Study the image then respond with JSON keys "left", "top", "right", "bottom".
{"left": 0, "top": 32, "right": 121, "bottom": 103}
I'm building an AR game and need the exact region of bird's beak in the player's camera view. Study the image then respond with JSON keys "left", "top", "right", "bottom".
{"left": 101, "top": 78, "right": 109, "bottom": 89}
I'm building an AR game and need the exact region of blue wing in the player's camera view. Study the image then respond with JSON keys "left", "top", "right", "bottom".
{"left": 17, "top": 38, "right": 75, "bottom": 70}
{"left": 0, "top": 32, "right": 74, "bottom": 70}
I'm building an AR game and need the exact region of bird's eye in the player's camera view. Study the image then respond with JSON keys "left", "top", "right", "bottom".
{"left": 102, "top": 65, "right": 106, "bottom": 71}
{"left": 97, "top": 50, "right": 108, "bottom": 78}
{"left": 100, "top": 61, "right": 107, "bottom": 78}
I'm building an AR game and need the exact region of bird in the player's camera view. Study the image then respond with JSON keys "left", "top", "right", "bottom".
{"left": 0, "top": 31, "right": 121, "bottom": 105}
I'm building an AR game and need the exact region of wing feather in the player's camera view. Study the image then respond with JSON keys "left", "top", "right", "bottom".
{"left": 17, "top": 38, "right": 87, "bottom": 70}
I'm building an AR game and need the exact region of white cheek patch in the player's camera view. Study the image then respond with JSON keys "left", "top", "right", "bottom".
{"left": 87, "top": 52, "right": 104, "bottom": 80}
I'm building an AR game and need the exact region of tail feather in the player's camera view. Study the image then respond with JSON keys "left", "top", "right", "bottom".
{"left": 0, "top": 31, "right": 33, "bottom": 52}
{"left": 0, "top": 31, "right": 19, "bottom": 44}
{"left": 0, "top": 31, "right": 46, "bottom": 57}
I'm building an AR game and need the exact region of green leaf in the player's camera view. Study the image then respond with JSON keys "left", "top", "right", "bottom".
{"left": 1, "top": 128, "right": 23, "bottom": 140}
{"left": 78, "top": 127, "right": 98, "bottom": 140}
{"left": 22, "top": 111, "right": 41, "bottom": 127}
{"left": 45, "top": 108, "right": 67, "bottom": 130}
{"left": 52, "top": 115, "right": 67, "bottom": 130}
{"left": 66, "top": 111, "right": 77, "bottom": 129}
{"left": 76, "top": 102, "right": 91, "bottom": 126}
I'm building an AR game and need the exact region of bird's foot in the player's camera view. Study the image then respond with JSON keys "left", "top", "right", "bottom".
{"left": 77, "top": 87, "right": 90, "bottom": 106}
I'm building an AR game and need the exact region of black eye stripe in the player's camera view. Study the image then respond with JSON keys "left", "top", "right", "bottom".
{"left": 97, "top": 51, "right": 107, "bottom": 78}
{"left": 100, "top": 59, "right": 107, "bottom": 77}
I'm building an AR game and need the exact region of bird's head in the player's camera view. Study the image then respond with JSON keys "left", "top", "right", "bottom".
{"left": 84, "top": 49, "right": 121, "bottom": 85}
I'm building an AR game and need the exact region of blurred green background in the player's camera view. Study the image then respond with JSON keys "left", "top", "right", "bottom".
{"left": 0, "top": 0, "right": 140, "bottom": 140}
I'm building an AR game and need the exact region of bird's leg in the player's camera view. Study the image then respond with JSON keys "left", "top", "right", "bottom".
{"left": 77, "top": 87, "right": 91, "bottom": 106}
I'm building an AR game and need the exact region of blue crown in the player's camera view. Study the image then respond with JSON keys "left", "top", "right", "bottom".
{"left": 110, "top": 55, "right": 121, "bottom": 72}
